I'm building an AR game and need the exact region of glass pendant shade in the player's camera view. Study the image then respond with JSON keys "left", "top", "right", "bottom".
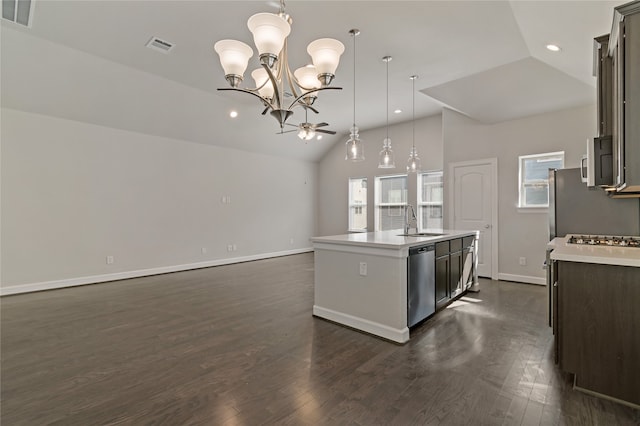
{"left": 251, "top": 68, "right": 275, "bottom": 99}
{"left": 378, "top": 138, "right": 395, "bottom": 168}
{"left": 214, "top": 40, "right": 254, "bottom": 84}
{"left": 247, "top": 13, "right": 291, "bottom": 64}
{"left": 345, "top": 126, "right": 365, "bottom": 162}
{"left": 307, "top": 38, "right": 345, "bottom": 85}
{"left": 407, "top": 147, "right": 421, "bottom": 173}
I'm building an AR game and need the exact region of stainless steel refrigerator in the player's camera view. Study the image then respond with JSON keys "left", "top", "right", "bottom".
{"left": 549, "top": 168, "right": 640, "bottom": 239}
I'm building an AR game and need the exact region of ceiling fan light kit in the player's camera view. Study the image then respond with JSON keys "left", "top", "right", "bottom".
{"left": 213, "top": 0, "right": 344, "bottom": 131}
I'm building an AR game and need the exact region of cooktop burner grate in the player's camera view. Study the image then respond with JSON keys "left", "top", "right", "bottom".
{"left": 566, "top": 235, "right": 640, "bottom": 248}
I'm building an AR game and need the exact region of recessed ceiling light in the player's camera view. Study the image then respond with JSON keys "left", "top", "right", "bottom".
{"left": 546, "top": 44, "right": 561, "bottom": 52}
{"left": 229, "top": 110, "right": 238, "bottom": 118}
{"left": 394, "top": 109, "right": 402, "bottom": 114}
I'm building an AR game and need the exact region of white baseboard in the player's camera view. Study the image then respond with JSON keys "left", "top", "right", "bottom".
{"left": 313, "top": 305, "right": 410, "bottom": 344}
{"left": 498, "top": 273, "right": 546, "bottom": 286}
{"left": 0, "top": 248, "right": 313, "bottom": 296}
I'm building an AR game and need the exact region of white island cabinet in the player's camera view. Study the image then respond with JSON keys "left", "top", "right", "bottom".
{"left": 311, "top": 230, "right": 479, "bottom": 344}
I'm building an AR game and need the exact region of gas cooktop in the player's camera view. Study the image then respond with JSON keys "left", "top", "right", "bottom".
{"left": 566, "top": 234, "right": 640, "bottom": 248}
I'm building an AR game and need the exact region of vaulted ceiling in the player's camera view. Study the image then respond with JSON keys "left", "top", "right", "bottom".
{"left": 1, "top": 1, "right": 625, "bottom": 161}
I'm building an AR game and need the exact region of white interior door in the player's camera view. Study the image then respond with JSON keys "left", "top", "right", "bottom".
{"left": 449, "top": 159, "right": 497, "bottom": 279}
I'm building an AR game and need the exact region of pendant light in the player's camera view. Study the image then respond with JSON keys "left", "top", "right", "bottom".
{"left": 378, "top": 56, "right": 395, "bottom": 169}
{"left": 407, "top": 75, "right": 421, "bottom": 173}
{"left": 345, "top": 29, "right": 364, "bottom": 162}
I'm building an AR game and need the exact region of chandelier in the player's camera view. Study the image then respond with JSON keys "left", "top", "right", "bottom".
{"left": 213, "top": 1, "right": 345, "bottom": 131}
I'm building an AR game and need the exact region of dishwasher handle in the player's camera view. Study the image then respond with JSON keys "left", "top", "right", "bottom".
{"left": 410, "top": 245, "right": 435, "bottom": 255}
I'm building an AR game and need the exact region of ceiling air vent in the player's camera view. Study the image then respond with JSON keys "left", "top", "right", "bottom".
{"left": 2, "top": 0, "right": 34, "bottom": 27}
{"left": 146, "top": 36, "right": 174, "bottom": 54}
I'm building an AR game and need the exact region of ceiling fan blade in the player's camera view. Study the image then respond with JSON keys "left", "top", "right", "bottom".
{"left": 316, "top": 129, "right": 336, "bottom": 135}
{"left": 305, "top": 105, "right": 319, "bottom": 114}
{"left": 261, "top": 106, "right": 269, "bottom": 115}
{"left": 276, "top": 129, "right": 297, "bottom": 135}
{"left": 284, "top": 122, "right": 298, "bottom": 128}
{"left": 314, "top": 122, "right": 329, "bottom": 128}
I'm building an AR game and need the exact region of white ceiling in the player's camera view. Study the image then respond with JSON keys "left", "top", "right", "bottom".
{"left": 0, "top": 1, "right": 625, "bottom": 162}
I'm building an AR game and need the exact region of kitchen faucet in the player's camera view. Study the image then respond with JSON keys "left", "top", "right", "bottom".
{"left": 404, "top": 204, "right": 417, "bottom": 234}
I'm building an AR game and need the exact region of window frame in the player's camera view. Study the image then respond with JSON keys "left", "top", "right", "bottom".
{"left": 518, "top": 151, "right": 565, "bottom": 209}
{"left": 374, "top": 173, "right": 408, "bottom": 231}
{"left": 417, "top": 170, "right": 444, "bottom": 231}
{"left": 348, "top": 177, "right": 368, "bottom": 232}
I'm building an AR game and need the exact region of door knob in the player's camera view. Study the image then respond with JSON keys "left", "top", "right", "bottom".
{"left": 484, "top": 224, "right": 491, "bottom": 229}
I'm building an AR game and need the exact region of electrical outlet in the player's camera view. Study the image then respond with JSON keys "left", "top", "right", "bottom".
{"left": 519, "top": 257, "right": 526, "bottom": 266}
{"left": 106, "top": 255, "right": 114, "bottom": 265}
{"left": 227, "top": 245, "right": 233, "bottom": 252}
{"left": 232, "top": 244, "right": 237, "bottom": 251}
{"left": 290, "top": 238, "right": 294, "bottom": 245}
{"left": 359, "top": 262, "right": 367, "bottom": 276}
{"left": 201, "top": 247, "right": 207, "bottom": 254}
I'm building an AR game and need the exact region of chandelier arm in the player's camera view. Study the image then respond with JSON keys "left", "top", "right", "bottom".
{"left": 287, "top": 86, "right": 342, "bottom": 111}
{"left": 217, "top": 87, "right": 275, "bottom": 111}
{"left": 262, "top": 63, "right": 283, "bottom": 110}
{"left": 282, "top": 45, "right": 303, "bottom": 102}
{"left": 304, "top": 105, "right": 320, "bottom": 114}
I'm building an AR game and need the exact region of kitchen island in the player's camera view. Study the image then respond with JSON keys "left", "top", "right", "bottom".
{"left": 549, "top": 236, "right": 640, "bottom": 408}
{"left": 311, "top": 230, "right": 478, "bottom": 344}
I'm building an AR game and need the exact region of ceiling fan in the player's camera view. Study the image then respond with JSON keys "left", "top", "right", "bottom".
{"left": 278, "top": 107, "right": 337, "bottom": 140}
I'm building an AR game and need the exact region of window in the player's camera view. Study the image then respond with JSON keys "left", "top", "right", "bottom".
{"left": 518, "top": 152, "right": 564, "bottom": 208}
{"left": 418, "top": 171, "right": 443, "bottom": 230}
{"left": 375, "top": 174, "right": 408, "bottom": 231}
{"left": 348, "top": 177, "right": 367, "bottom": 232}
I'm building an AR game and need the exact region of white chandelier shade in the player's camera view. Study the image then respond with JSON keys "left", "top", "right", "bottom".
{"left": 293, "top": 65, "right": 322, "bottom": 102}
{"left": 247, "top": 13, "right": 291, "bottom": 66}
{"left": 250, "top": 68, "right": 274, "bottom": 99}
{"left": 213, "top": 40, "right": 254, "bottom": 85}
{"left": 307, "top": 38, "right": 345, "bottom": 85}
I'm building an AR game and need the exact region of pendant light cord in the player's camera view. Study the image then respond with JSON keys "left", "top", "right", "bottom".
{"left": 411, "top": 75, "right": 417, "bottom": 150}
{"left": 386, "top": 59, "right": 389, "bottom": 139}
{"left": 352, "top": 32, "right": 356, "bottom": 128}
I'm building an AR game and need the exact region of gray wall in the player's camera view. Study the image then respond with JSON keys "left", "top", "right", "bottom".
{"left": 318, "top": 115, "right": 444, "bottom": 236}
{"left": 442, "top": 105, "right": 596, "bottom": 282}
{"left": 1, "top": 109, "right": 317, "bottom": 290}
{"left": 317, "top": 104, "right": 598, "bottom": 283}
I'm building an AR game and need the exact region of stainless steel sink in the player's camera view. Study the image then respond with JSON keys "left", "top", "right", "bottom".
{"left": 398, "top": 232, "right": 445, "bottom": 237}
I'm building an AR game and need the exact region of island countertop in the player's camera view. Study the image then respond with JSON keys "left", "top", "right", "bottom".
{"left": 549, "top": 236, "right": 640, "bottom": 267}
{"left": 311, "top": 229, "right": 479, "bottom": 251}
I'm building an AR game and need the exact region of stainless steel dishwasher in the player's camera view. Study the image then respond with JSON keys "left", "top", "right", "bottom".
{"left": 407, "top": 245, "right": 436, "bottom": 327}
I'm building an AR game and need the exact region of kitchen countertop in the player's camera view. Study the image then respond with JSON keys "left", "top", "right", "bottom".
{"left": 549, "top": 236, "right": 640, "bottom": 267}
{"left": 311, "top": 229, "right": 478, "bottom": 250}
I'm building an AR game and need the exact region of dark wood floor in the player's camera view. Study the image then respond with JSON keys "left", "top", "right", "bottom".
{"left": 1, "top": 253, "right": 638, "bottom": 425}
